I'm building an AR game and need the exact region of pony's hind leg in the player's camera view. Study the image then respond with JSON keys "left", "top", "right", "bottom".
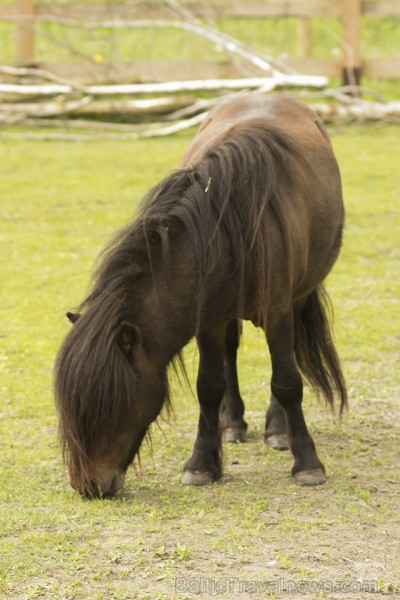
{"left": 264, "top": 395, "right": 290, "bottom": 450}
{"left": 266, "top": 309, "right": 326, "bottom": 486}
{"left": 182, "top": 323, "right": 226, "bottom": 485}
{"left": 220, "top": 319, "right": 248, "bottom": 443}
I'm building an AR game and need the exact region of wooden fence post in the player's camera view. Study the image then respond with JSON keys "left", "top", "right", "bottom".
{"left": 297, "top": 18, "right": 313, "bottom": 59}
{"left": 341, "top": 0, "right": 362, "bottom": 86}
{"left": 16, "top": 0, "right": 35, "bottom": 65}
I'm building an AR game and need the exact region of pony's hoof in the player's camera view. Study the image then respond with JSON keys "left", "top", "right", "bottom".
{"left": 265, "top": 433, "right": 289, "bottom": 451}
{"left": 293, "top": 468, "right": 327, "bottom": 487}
{"left": 222, "top": 427, "right": 247, "bottom": 443}
{"left": 181, "top": 470, "right": 214, "bottom": 486}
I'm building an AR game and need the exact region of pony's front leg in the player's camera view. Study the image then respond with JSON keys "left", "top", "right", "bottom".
{"left": 220, "top": 319, "right": 248, "bottom": 442}
{"left": 267, "top": 310, "right": 326, "bottom": 486}
{"left": 182, "top": 323, "right": 226, "bottom": 485}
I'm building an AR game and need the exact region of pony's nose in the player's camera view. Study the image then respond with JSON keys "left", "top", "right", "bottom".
{"left": 93, "top": 473, "right": 125, "bottom": 499}
{"left": 99, "top": 473, "right": 125, "bottom": 498}
{"left": 74, "top": 473, "right": 125, "bottom": 499}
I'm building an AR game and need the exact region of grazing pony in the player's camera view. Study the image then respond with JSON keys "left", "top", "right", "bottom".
{"left": 55, "top": 93, "right": 347, "bottom": 498}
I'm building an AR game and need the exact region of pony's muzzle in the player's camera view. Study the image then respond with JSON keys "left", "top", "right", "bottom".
{"left": 96, "top": 472, "right": 125, "bottom": 499}
{"left": 73, "top": 472, "right": 125, "bottom": 499}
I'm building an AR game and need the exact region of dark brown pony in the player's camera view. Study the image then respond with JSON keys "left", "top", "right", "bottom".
{"left": 55, "top": 93, "right": 347, "bottom": 498}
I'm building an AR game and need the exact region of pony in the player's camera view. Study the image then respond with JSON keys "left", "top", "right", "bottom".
{"left": 54, "top": 93, "right": 347, "bottom": 498}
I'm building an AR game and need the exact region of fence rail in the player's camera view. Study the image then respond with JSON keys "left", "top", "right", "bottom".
{"left": 1, "top": 0, "right": 399, "bottom": 82}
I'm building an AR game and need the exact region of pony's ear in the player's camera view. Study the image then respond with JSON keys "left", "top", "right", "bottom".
{"left": 118, "top": 322, "right": 142, "bottom": 358}
{"left": 66, "top": 312, "right": 81, "bottom": 324}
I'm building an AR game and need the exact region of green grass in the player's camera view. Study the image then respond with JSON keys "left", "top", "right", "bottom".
{"left": 1, "top": 122, "right": 400, "bottom": 598}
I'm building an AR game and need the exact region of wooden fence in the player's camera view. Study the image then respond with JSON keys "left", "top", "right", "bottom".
{"left": 1, "top": 0, "right": 400, "bottom": 83}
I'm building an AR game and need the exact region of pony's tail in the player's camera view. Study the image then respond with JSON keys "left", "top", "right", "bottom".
{"left": 295, "top": 286, "right": 347, "bottom": 413}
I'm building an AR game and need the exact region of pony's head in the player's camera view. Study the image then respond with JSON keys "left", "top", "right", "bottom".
{"left": 54, "top": 310, "right": 167, "bottom": 498}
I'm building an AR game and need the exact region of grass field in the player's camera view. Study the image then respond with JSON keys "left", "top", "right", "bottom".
{"left": 1, "top": 120, "right": 400, "bottom": 599}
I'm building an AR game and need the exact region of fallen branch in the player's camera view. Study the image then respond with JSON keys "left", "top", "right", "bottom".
{"left": 87, "top": 19, "right": 287, "bottom": 77}
{"left": 0, "top": 117, "right": 182, "bottom": 132}
{"left": 2, "top": 98, "right": 400, "bottom": 141}
{"left": 0, "top": 73, "right": 328, "bottom": 97}
{"left": 0, "top": 112, "right": 208, "bottom": 141}
{"left": 312, "top": 100, "right": 400, "bottom": 122}
{"left": 0, "top": 95, "right": 93, "bottom": 118}
{"left": 0, "top": 65, "right": 88, "bottom": 93}
{"left": 0, "top": 96, "right": 195, "bottom": 118}
{"left": 1, "top": 0, "right": 398, "bottom": 136}
{"left": 0, "top": 14, "right": 294, "bottom": 79}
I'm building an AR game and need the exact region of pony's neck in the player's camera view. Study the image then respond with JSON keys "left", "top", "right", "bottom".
{"left": 127, "top": 232, "right": 199, "bottom": 366}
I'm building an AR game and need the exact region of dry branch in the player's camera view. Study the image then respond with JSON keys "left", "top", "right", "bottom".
{"left": 0, "top": 65, "right": 88, "bottom": 92}
{"left": 0, "top": 96, "right": 195, "bottom": 119}
{"left": 0, "top": 112, "right": 208, "bottom": 141}
{"left": 312, "top": 100, "right": 400, "bottom": 122}
{"left": 2, "top": 99, "right": 400, "bottom": 142}
{"left": 0, "top": 13, "right": 294, "bottom": 78}
{"left": 1, "top": 1, "right": 398, "bottom": 137}
{"left": 0, "top": 96, "right": 93, "bottom": 118}
{"left": 0, "top": 73, "right": 328, "bottom": 98}
{"left": 86, "top": 19, "right": 288, "bottom": 77}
